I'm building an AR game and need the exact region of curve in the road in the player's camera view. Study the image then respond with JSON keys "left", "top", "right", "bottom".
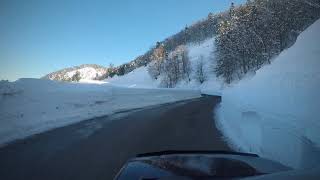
{"left": 0, "top": 96, "right": 230, "bottom": 180}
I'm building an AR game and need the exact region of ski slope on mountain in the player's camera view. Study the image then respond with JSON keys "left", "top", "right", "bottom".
{"left": 43, "top": 64, "right": 108, "bottom": 81}
{"left": 216, "top": 19, "right": 320, "bottom": 169}
{"left": 66, "top": 67, "right": 105, "bottom": 80}
{"left": 105, "top": 66, "right": 159, "bottom": 88}
{"left": 105, "top": 38, "right": 224, "bottom": 95}
{"left": 0, "top": 79, "right": 200, "bottom": 146}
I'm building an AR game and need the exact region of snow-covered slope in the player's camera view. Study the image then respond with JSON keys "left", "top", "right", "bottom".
{"left": 105, "top": 38, "right": 224, "bottom": 95}
{"left": 43, "top": 64, "right": 108, "bottom": 81}
{"left": 66, "top": 66, "right": 106, "bottom": 80}
{"left": 176, "top": 38, "right": 223, "bottom": 95}
{"left": 105, "top": 66, "right": 159, "bottom": 88}
{"left": 216, "top": 19, "right": 320, "bottom": 169}
{"left": 0, "top": 79, "right": 200, "bottom": 146}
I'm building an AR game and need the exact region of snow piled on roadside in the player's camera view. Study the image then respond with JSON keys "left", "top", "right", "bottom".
{"left": 0, "top": 80, "right": 22, "bottom": 97}
{"left": 215, "top": 19, "right": 320, "bottom": 169}
{"left": 79, "top": 79, "right": 109, "bottom": 84}
{"left": 0, "top": 78, "right": 200, "bottom": 146}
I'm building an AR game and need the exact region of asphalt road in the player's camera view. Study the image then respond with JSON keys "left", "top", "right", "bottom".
{"left": 0, "top": 96, "right": 230, "bottom": 180}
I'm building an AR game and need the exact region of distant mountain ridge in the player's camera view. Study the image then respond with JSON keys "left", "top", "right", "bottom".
{"left": 42, "top": 64, "right": 108, "bottom": 82}
{"left": 43, "top": 13, "right": 222, "bottom": 82}
{"left": 44, "top": 0, "right": 320, "bottom": 84}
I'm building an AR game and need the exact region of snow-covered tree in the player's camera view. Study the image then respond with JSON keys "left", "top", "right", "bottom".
{"left": 181, "top": 49, "right": 192, "bottom": 81}
{"left": 214, "top": 0, "right": 320, "bottom": 83}
{"left": 158, "top": 45, "right": 192, "bottom": 88}
{"left": 148, "top": 61, "right": 161, "bottom": 80}
{"left": 71, "top": 71, "right": 81, "bottom": 82}
{"left": 160, "top": 55, "right": 180, "bottom": 88}
{"left": 147, "top": 43, "right": 166, "bottom": 80}
{"left": 195, "top": 55, "right": 207, "bottom": 84}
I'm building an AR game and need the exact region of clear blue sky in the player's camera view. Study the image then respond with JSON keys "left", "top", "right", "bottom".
{"left": 0, "top": 0, "right": 244, "bottom": 81}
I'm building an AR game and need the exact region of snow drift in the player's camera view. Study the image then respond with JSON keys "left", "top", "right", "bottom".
{"left": 216, "top": 19, "right": 320, "bottom": 169}
{"left": 0, "top": 79, "right": 200, "bottom": 146}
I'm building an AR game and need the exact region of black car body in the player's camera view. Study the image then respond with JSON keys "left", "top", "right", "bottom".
{"left": 114, "top": 151, "right": 292, "bottom": 180}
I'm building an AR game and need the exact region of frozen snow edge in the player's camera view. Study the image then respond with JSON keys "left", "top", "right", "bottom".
{"left": 215, "top": 101, "right": 320, "bottom": 169}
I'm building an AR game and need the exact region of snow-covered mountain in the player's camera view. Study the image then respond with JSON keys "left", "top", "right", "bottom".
{"left": 43, "top": 64, "right": 108, "bottom": 82}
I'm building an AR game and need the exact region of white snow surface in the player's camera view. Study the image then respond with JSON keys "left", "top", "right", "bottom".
{"left": 215, "top": 19, "right": 320, "bottom": 169}
{"left": 0, "top": 78, "right": 200, "bottom": 146}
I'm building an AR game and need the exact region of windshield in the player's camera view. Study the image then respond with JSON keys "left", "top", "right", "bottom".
{"left": 0, "top": 1, "right": 319, "bottom": 180}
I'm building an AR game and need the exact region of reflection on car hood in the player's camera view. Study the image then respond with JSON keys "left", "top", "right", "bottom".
{"left": 115, "top": 151, "right": 291, "bottom": 180}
